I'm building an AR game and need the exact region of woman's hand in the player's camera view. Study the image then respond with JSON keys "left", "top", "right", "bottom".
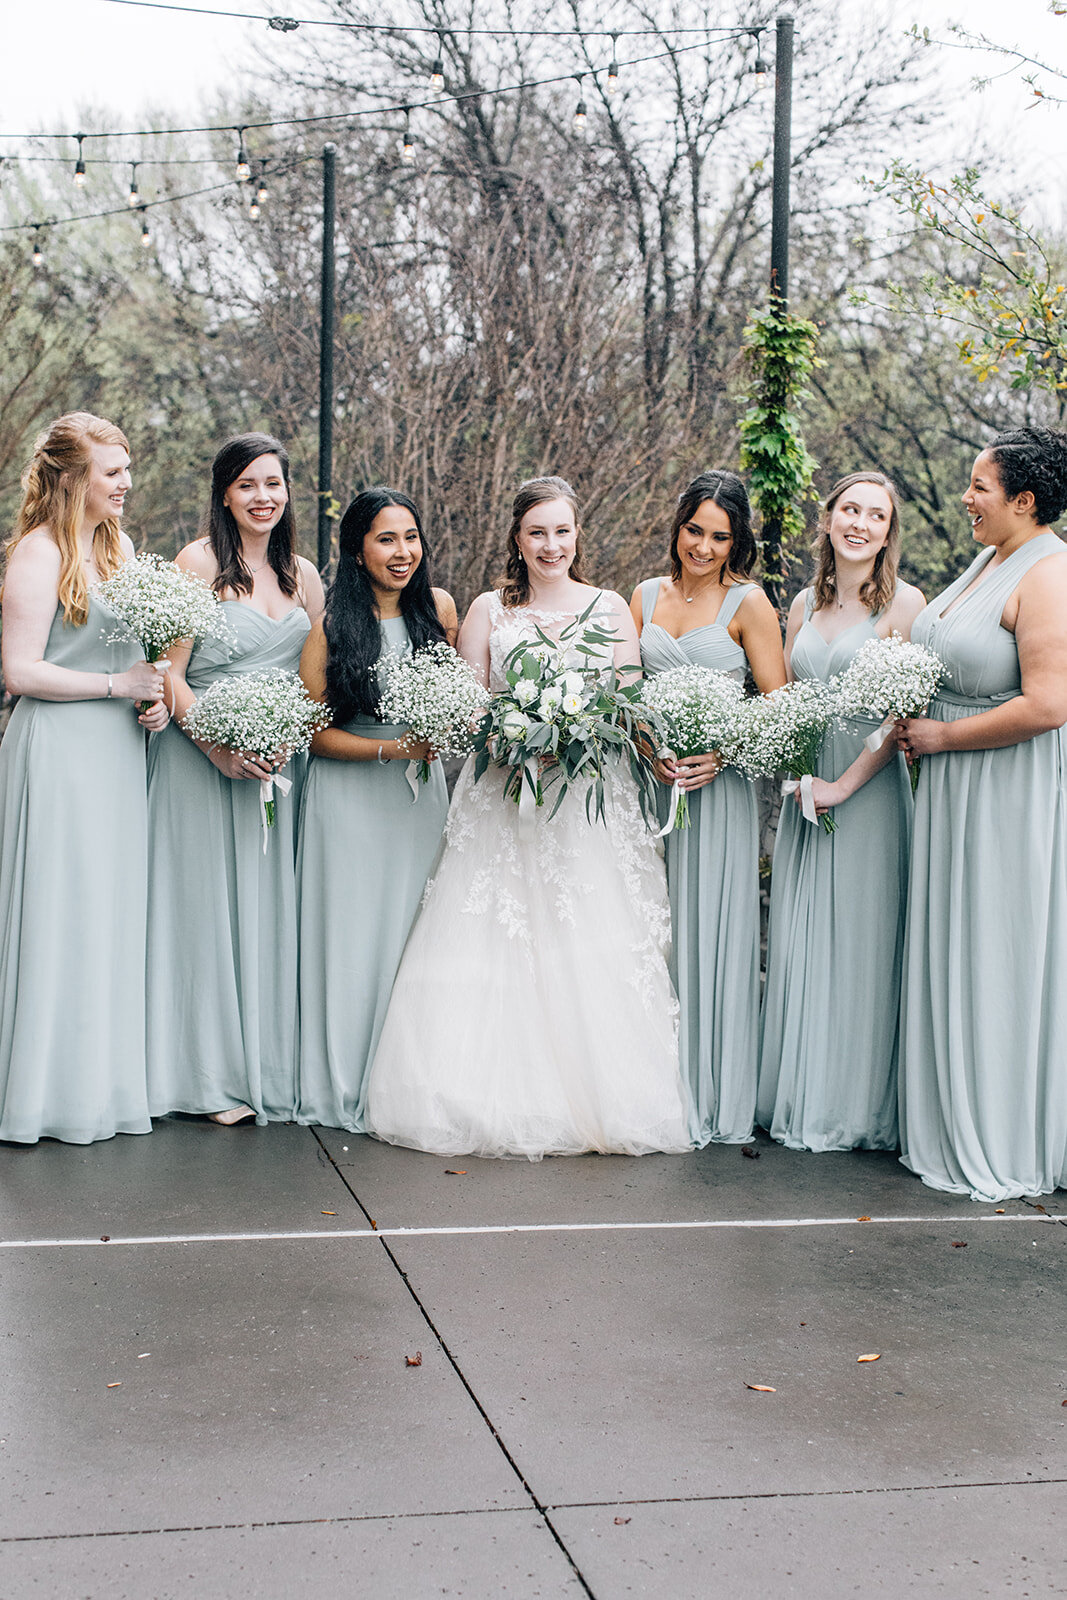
{"left": 115, "top": 660, "right": 168, "bottom": 704}
{"left": 654, "top": 753, "right": 678, "bottom": 786}
{"left": 138, "top": 700, "right": 170, "bottom": 733}
{"left": 798, "top": 776, "right": 845, "bottom": 816}
{"left": 895, "top": 716, "right": 945, "bottom": 761}
{"left": 207, "top": 746, "right": 276, "bottom": 781}
{"left": 674, "top": 751, "right": 722, "bottom": 792}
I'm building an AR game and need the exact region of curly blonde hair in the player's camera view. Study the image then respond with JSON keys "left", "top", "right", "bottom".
{"left": 4, "top": 412, "right": 129, "bottom": 625}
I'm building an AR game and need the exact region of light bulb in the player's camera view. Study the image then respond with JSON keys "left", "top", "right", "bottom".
{"left": 607, "top": 60, "right": 619, "bottom": 94}
{"left": 73, "top": 134, "right": 86, "bottom": 188}
{"left": 755, "top": 55, "right": 770, "bottom": 88}
{"left": 236, "top": 132, "right": 251, "bottom": 182}
{"left": 249, "top": 199, "right": 261, "bottom": 219}
{"left": 256, "top": 170, "right": 268, "bottom": 204}
{"left": 430, "top": 56, "right": 444, "bottom": 91}
{"left": 127, "top": 165, "right": 140, "bottom": 207}
{"left": 31, "top": 231, "right": 43, "bottom": 266}
{"left": 139, "top": 208, "right": 151, "bottom": 247}
{"left": 573, "top": 99, "right": 587, "bottom": 132}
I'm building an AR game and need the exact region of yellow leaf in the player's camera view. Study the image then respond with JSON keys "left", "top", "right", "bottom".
{"left": 745, "top": 1383, "right": 777, "bottom": 1392}
{"left": 857, "top": 1353, "right": 881, "bottom": 1363}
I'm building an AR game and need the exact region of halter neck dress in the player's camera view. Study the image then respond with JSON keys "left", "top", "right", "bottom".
{"left": 637, "top": 577, "right": 762, "bottom": 1145}
{"left": 146, "top": 599, "right": 310, "bottom": 1123}
{"left": 0, "top": 596, "right": 152, "bottom": 1143}
{"left": 295, "top": 615, "right": 448, "bottom": 1132}
{"left": 757, "top": 587, "right": 912, "bottom": 1151}
{"left": 899, "top": 531, "right": 1067, "bottom": 1202}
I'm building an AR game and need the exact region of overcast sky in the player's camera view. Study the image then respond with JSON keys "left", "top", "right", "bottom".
{"left": 2, "top": 0, "right": 1065, "bottom": 215}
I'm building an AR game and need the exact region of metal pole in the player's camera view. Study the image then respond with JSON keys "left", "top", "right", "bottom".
{"left": 770, "top": 16, "right": 794, "bottom": 306}
{"left": 317, "top": 142, "right": 337, "bottom": 576}
{"left": 763, "top": 17, "right": 794, "bottom": 610}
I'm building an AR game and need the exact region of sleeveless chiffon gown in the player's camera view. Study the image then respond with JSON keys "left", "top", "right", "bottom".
{"left": 900, "top": 532, "right": 1067, "bottom": 1201}
{"left": 637, "top": 577, "right": 761, "bottom": 1145}
{"left": 757, "top": 588, "right": 912, "bottom": 1151}
{"left": 296, "top": 615, "right": 449, "bottom": 1132}
{"left": 0, "top": 596, "right": 152, "bottom": 1144}
{"left": 363, "top": 591, "right": 692, "bottom": 1159}
{"left": 146, "top": 601, "right": 310, "bottom": 1123}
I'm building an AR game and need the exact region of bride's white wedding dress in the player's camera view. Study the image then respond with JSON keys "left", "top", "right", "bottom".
{"left": 363, "top": 591, "right": 694, "bottom": 1159}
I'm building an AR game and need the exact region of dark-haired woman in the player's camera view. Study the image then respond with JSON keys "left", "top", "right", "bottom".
{"left": 146, "top": 434, "right": 325, "bottom": 1125}
{"left": 295, "top": 489, "right": 455, "bottom": 1132}
{"left": 757, "top": 474, "right": 924, "bottom": 1152}
{"left": 896, "top": 429, "right": 1067, "bottom": 1202}
{"left": 631, "top": 471, "right": 786, "bottom": 1145}
{"left": 364, "top": 475, "right": 693, "bottom": 1159}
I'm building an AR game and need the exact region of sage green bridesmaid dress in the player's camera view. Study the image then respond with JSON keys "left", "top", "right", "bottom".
{"left": 900, "top": 531, "right": 1067, "bottom": 1202}
{"left": 638, "top": 577, "right": 761, "bottom": 1145}
{"left": 295, "top": 616, "right": 448, "bottom": 1132}
{"left": 757, "top": 588, "right": 912, "bottom": 1151}
{"left": 0, "top": 597, "right": 152, "bottom": 1144}
{"left": 145, "top": 601, "right": 310, "bottom": 1123}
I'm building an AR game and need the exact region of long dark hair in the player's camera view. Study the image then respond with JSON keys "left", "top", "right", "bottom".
{"left": 499, "top": 475, "right": 589, "bottom": 607}
{"left": 205, "top": 432, "right": 299, "bottom": 599}
{"left": 811, "top": 471, "right": 901, "bottom": 614}
{"left": 986, "top": 427, "right": 1067, "bottom": 525}
{"left": 324, "top": 487, "right": 447, "bottom": 723}
{"left": 669, "top": 470, "right": 757, "bottom": 584}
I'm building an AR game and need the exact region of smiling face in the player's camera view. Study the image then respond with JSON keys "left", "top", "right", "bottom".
{"left": 360, "top": 503, "right": 422, "bottom": 596}
{"left": 675, "top": 498, "right": 734, "bottom": 583}
{"left": 83, "top": 442, "right": 131, "bottom": 528}
{"left": 826, "top": 480, "right": 894, "bottom": 569}
{"left": 222, "top": 453, "right": 288, "bottom": 543}
{"left": 514, "top": 496, "right": 578, "bottom": 582}
{"left": 962, "top": 450, "right": 1023, "bottom": 546}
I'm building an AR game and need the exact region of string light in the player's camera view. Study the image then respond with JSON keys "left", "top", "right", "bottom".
{"left": 573, "top": 75, "right": 587, "bottom": 133}
{"left": 139, "top": 206, "right": 151, "bottom": 246}
{"left": 607, "top": 36, "right": 620, "bottom": 94}
{"left": 255, "top": 163, "right": 268, "bottom": 204}
{"left": 127, "top": 163, "right": 140, "bottom": 206}
{"left": 401, "top": 109, "right": 415, "bottom": 164}
{"left": 31, "top": 227, "right": 44, "bottom": 266}
{"left": 235, "top": 128, "right": 251, "bottom": 182}
{"left": 73, "top": 134, "right": 87, "bottom": 188}
{"left": 752, "top": 31, "right": 770, "bottom": 89}
{"left": 430, "top": 34, "right": 445, "bottom": 92}
{"left": 248, "top": 196, "right": 261, "bottom": 219}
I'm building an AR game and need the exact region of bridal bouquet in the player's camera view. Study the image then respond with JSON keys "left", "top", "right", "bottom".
{"left": 376, "top": 640, "right": 486, "bottom": 795}
{"left": 835, "top": 632, "right": 946, "bottom": 792}
{"left": 97, "top": 552, "right": 232, "bottom": 672}
{"left": 642, "top": 664, "right": 748, "bottom": 835}
{"left": 738, "top": 678, "right": 838, "bottom": 833}
{"left": 182, "top": 669, "right": 331, "bottom": 848}
{"left": 473, "top": 603, "right": 656, "bottom": 825}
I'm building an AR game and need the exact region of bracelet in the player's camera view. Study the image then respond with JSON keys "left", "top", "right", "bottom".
{"left": 377, "top": 745, "right": 387, "bottom": 765}
{"left": 106, "top": 674, "right": 113, "bottom": 700}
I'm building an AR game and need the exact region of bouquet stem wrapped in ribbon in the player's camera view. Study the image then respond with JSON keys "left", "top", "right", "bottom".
{"left": 181, "top": 670, "right": 331, "bottom": 850}
{"left": 375, "top": 640, "right": 486, "bottom": 798}
{"left": 642, "top": 663, "right": 748, "bottom": 836}
{"left": 835, "top": 632, "right": 946, "bottom": 794}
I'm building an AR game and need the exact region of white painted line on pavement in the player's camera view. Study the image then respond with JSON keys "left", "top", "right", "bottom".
{"left": 0, "top": 1213, "right": 1055, "bottom": 1249}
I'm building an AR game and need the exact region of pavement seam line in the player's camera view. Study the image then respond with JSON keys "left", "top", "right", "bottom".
{"left": 310, "top": 1130, "right": 599, "bottom": 1600}
{"left": 0, "top": 1213, "right": 1055, "bottom": 1248}
{"left": 0, "top": 1506, "right": 536, "bottom": 1544}
{"left": 546, "top": 1476, "right": 1067, "bottom": 1508}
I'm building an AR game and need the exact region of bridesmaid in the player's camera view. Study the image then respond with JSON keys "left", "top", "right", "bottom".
{"left": 631, "top": 470, "right": 786, "bottom": 1145}
{"left": 757, "top": 473, "right": 924, "bottom": 1151}
{"left": 0, "top": 413, "right": 168, "bottom": 1144}
{"left": 897, "top": 427, "right": 1067, "bottom": 1202}
{"left": 296, "top": 489, "right": 456, "bottom": 1131}
{"left": 146, "top": 433, "right": 324, "bottom": 1125}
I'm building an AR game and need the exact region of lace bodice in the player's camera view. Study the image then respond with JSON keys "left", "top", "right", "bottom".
{"left": 487, "top": 589, "right": 617, "bottom": 692}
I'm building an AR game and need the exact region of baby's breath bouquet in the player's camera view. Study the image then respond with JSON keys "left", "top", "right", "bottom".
{"left": 835, "top": 632, "right": 946, "bottom": 792}
{"left": 472, "top": 602, "right": 657, "bottom": 825}
{"left": 738, "top": 677, "right": 838, "bottom": 833}
{"left": 642, "top": 664, "right": 748, "bottom": 835}
{"left": 376, "top": 640, "right": 487, "bottom": 796}
{"left": 97, "top": 552, "right": 232, "bottom": 666}
{"left": 182, "top": 669, "right": 331, "bottom": 848}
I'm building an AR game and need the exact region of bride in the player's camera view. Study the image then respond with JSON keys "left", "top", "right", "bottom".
{"left": 363, "top": 475, "right": 694, "bottom": 1159}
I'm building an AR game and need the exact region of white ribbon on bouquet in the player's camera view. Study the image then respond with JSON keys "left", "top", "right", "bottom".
{"left": 781, "top": 772, "right": 818, "bottom": 826}
{"left": 655, "top": 778, "right": 686, "bottom": 839}
{"left": 258, "top": 771, "right": 293, "bottom": 852}
{"left": 864, "top": 716, "right": 895, "bottom": 754}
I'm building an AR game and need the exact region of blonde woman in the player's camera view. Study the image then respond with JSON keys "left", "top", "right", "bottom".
{"left": 0, "top": 413, "right": 168, "bottom": 1144}
{"left": 757, "top": 471, "right": 924, "bottom": 1152}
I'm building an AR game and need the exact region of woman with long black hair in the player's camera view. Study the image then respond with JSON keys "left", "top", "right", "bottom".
{"left": 295, "top": 487, "right": 456, "bottom": 1132}
{"left": 146, "top": 433, "right": 324, "bottom": 1126}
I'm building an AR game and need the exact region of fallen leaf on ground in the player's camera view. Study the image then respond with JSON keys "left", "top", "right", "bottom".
{"left": 106, "top": 1382, "right": 122, "bottom": 1388}
{"left": 444, "top": 1169, "right": 468, "bottom": 1176}
{"left": 1033, "top": 1204, "right": 1047, "bottom": 1214}
{"left": 370, "top": 1220, "right": 378, "bottom": 1230}
{"left": 614, "top": 1516, "right": 631, "bottom": 1525}
{"left": 856, "top": 1215, "right": 872, "bottom": 1222}
{"left": 857, "top": 1353, "right": 881, "bottom": 1363}
{"left": 740, "top": 1146, "right": 759, "bottom": 1159}
{"left": 745, "top": 1383, "right": 776, "bottom": 1392}
{"left": 100, "top": 1235, "right": 110, "bottom": 1242}
{"left": 321, "top": 1211, "right": 337, "bottom": 1216}
{"left": 950, "top": 1240, "right": 968, "bottom": 1248}
{"left": 405, "top": 1352, "right": 423, "bottom": 1368}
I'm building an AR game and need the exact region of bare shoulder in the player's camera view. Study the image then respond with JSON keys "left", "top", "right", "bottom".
{"left": 1022, "top": 546, "right": 1067, "bottom": 595}
{"left": 464, "top": 590, "right": 494, "bottom": 620}
{"left": 785, "top": 590, "right": 808, "bottom": 626}
{"left": 118, "top": 531, "right": 138, "bottom": 560}
{"left": 176, "top": 537, "right": 217, "bottom": 578}
{"left": 432, "top": 585, "right": 458, "bottom": 622}
{"left": 735, "top": 581, "right": 777, "bottom": 619}
{"left": 889, "top": 581, "right": 926, "bottom": 627}
{"left": 296, "top": 554, "right": 321, "bottom": 588}
{"left": 6, "top": 528, "right": 62, "bottom": 579}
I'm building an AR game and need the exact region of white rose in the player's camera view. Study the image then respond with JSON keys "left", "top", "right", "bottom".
{"left": 562, "top": 672, "right": 585, "bottom": 696}
{"left": 561, "top": 693, "right": 583, "bottom": 716}
{"left": 501, "top": 710, "right": 531, "bottom": 741}
{"left": 538, "top": 688, "right": 562, "bottom": 718}
{"left": 513, "top": 678, "right": 539, "bottom": 707}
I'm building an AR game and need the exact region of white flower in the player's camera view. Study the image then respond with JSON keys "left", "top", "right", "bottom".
{"left": 513, "top": 678, "right": 539, "bottom": 707}
{"left": 97, "top": 552, "right": 233, "bottom": 661}
{"left": 561, "top": 692, "right": 583, "bottom": 716}
{"left": 376, "top": 640, "right": 486, "bottom": 758}
{"left": 835, "top": 633, "right": 945, "bottom": 722}
{"left": 181, "top": 669, "right": 330, "bottom": 760}
{"left": 501, "top": 710, "right": 532, "bottom": 740}
{"left": 538, "top": 687, "right": 562, "bottom": 717}
{"left": 643, "top": 663, "right": 748, "bottom": 765}
{"left": 561, "top": 671, "right": 585, "bottom": 697}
